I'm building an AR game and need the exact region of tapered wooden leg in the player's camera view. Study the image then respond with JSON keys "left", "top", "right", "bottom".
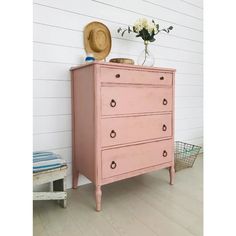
{"left": 72, "top": 170, "right": 79, "bottom": 189}
{"left": 95, "top": 185, "right": 102, "bottom": 212}
{"left": 169, "top": 165, "right": 175, "bottom": 185}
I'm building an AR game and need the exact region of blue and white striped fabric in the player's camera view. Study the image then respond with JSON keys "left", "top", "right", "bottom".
{"left": 33, "top": 152, "right": 66, "bottom": 173}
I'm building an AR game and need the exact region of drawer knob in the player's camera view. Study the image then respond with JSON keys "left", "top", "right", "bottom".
{"left": 162, "top": 124, "right": 167, "bottom": 131}
{"left": 110, "top": 130, "right": 116, "bottom": 138}
{"left": 110, "top": 99, "right": 116, "bottom": 107}
{"left": 163, "top": 150, "right": 168, "bottom": 157}
{"left": 163, "top": 98, "right": 168, "bottom": 105}
{"left": 115, "top": 74, "right": 120, "bottom": 78}
{"left": 110, "top": 161, "right": 117, "bottom": 169}
{"left": 160, "top": 76, "right": 164, "bottom": 80}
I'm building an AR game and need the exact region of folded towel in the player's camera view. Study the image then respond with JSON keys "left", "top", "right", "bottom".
{"left": 33, "top": 152, "right": 54, "bottom": 158}
{"left": 33, "top": 153, "right": 60, "bottom": 162}
{"left": 33, "top": 158, "right": 65, "bottom": 167}
{"left": 33, "top": 151, "right": 66, "bottom": 173}
{"left": 33, "top": 164, "right": 65, "bottom": 173}
{"left": 33, "top": 156, "right": 59, "bottom": 163}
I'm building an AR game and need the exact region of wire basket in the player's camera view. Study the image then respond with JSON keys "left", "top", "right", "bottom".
{"left": 174, "top": 141, "right": 202, "bottom": 172}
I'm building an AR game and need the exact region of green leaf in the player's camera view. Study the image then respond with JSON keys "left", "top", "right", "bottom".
{"left": 149, "top": 38, "right": 155, "bottom": 42}
{"left": 117, "top": 27, "right": 122, "bottom": 33}
{"left": 128, "top": 26, "right": 131, "bottom": 33}
{"left": 121, "top": 29, "right": 127, "bottom": 37}
{"left": 139, "top": 28, "right": 150, "bottom": 41}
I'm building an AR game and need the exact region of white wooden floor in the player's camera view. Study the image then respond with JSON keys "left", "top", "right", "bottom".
{"left": 33, "top": 155, "right": 203, "bottom": 236}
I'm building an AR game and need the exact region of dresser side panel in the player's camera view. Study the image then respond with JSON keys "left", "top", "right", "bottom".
{"left": 94, "top": 64, "right": 102, "bottom": 185}
{"left": 172, "top": 72, "right": 176, "bottom": 166}
{"left": 72, "top": 66, "right": 95, "bottom": 183}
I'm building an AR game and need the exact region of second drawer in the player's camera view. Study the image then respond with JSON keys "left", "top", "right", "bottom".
{"left": 101, "top": 114, "right": 172, "bottom": 147}
{"left": 101, "top": 86, "right": 172, "bottom": 116}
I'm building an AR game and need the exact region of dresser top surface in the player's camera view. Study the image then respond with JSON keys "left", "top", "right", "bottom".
{"left": 70, "top": 61, "right": 176, "bottom": 73}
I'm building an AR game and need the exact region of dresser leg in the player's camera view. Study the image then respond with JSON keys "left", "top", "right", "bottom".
{"left": 169, "top": 166, "right": 175, "bottom": 185}
{"left": 95, "top": 185, "right": 102, "bottom": 212}
{"left": 72, "top": 171, "right": 79, "bottom": 189}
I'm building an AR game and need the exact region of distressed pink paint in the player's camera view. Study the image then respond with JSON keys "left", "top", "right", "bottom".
{"left": 101, "top": 114, "right": 172, "bottom": 147}
{"left": 101, "top": 86, "right": 173, "bottom": 115}
{"left": 70, "top": 62, "right": 176, "bottom": 211}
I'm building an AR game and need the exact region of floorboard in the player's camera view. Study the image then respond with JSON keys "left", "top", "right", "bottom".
{"left": 33, "top": 155, "right": 203, "bottom": 236}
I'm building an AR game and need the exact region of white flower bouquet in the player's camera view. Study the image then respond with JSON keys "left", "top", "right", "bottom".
{"left": 118, "top": 18, "right": 173, "bottom": 42}
{"left": 117, "top": 18, "right": 173, "bottom": 66}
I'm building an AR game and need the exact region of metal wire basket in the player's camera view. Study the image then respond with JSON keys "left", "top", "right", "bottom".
{"left": 174, "top": 141, "right": 202, "bottom": 172}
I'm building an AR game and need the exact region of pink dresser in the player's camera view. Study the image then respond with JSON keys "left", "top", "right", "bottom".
{"left": 71, "top": 62, "right": 176, "bottom": 211}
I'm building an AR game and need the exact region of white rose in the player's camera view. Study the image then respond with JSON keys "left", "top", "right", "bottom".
{"left": 146, "top": 22, "right": 154, "bottom": 34}
{"left": 141, "top": 18, "right": 148, "bottom": 28}
{"left": 154, "top": 26, "right": 157, "bottom": 34}
{"left": 134, "top": 18, "right": 144, "bottom": 32}
{"left": 134, "top": 18, "right": 157, "bottom": 34}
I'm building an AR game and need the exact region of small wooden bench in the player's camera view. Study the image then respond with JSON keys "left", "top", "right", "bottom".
{"left": 33, "top": 166, "right": 67, "bottom": 208}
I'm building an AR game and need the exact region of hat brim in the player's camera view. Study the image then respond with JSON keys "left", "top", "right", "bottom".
{"left": 84, "top": 22, "right": 112, "bottom": 60}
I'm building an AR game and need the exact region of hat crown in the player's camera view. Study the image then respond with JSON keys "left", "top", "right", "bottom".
{"left": 84, "top": 21, "right": 111, "bottom": 60}
{"left": 90, "top": 28, "right": 107, "bottom": 52}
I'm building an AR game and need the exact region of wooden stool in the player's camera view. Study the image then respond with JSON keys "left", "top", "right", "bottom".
{"left": 33, "top": 166, "right": 67, "bottom": 208}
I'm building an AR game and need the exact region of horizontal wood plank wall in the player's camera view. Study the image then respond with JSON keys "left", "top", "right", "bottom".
{"left": 33, "top": 0, "right": 203, "bottom": 188}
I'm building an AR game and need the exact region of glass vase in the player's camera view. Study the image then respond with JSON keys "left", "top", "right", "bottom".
{"left": 137, "top": 40, "right": 155, "bottom": 66}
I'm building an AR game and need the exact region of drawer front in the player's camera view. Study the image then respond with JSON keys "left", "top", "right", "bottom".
{"left": 100, "top": 67, "right": 173, "bottom": 86}
{"left": 102, "top": 114, "right": 172, "bottom": 147}
{"left": 101, "top": 86, "right": 172, "bottom": 115}
{"left": 102, "top": 139, "right": 173, "bottom": 179}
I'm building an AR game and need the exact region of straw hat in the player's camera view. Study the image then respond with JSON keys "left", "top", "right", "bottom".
{"left": 84, "top": 22, "right": 111, "bottom": 60}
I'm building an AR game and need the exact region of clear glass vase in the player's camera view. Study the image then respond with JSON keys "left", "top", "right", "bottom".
{"left": 137, "top": 41, "right": 155, "bottom": 66}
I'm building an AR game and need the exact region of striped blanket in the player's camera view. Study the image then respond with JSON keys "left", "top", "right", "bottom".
{"left": 33, "top": 152, "right": 66, "bottom": 173}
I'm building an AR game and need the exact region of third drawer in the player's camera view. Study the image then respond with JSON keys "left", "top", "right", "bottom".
{"left": 101, "top": 113, "right": 172, "bottom": 147}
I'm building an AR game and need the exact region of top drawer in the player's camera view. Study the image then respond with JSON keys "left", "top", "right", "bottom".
{"left": 100, "top": 67, "right": 173, "bottom": 86}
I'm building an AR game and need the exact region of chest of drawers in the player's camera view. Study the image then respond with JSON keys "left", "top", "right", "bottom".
{"left": 71, "top": 62, "right": 176, "bottom": 211}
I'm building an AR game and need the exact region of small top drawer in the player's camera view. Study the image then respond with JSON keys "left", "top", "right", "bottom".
{"left": 100, "top": 67, "right": 173, "bottom": 86}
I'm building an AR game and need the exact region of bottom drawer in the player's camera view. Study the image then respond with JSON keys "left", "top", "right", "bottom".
{"left": 102, "top": 139, "right": 173, "bottom": 179}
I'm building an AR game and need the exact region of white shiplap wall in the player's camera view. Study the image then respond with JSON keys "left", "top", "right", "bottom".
{"left": 33, "top": 0, "right": 203, "bottom": 188}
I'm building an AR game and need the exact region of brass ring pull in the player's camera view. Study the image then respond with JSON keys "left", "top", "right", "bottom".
{"left": 162, "top": 124, "right": 167, "bottom": 131}
{"left": 110, "top": 99, "right": 116, "bottom": 107}
{"left": 110, "top": 161, "right": 117, "bottom": 169}
{"left": 163, "top": 150, "right": 168, "bottom": 157}
{"left": 110, "top": 130, "right": 116, "bottom": 138}
{"left": 163, "top": 98, "right": 168, "bottom": 105}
